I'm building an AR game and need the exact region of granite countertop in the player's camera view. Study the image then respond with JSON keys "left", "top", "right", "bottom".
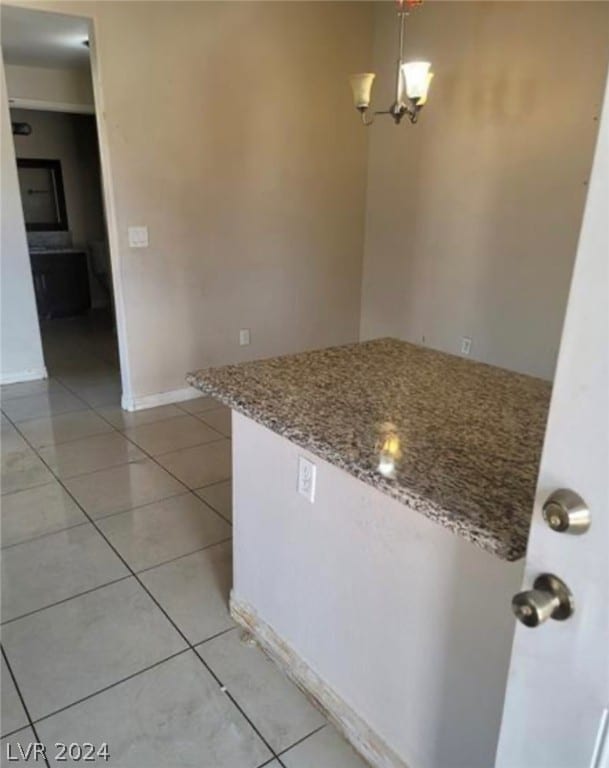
{"left": 187, "top": 339, "right": 551, "bottom": 561}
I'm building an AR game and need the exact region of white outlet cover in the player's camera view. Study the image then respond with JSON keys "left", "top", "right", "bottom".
{"left": 128, "top": 226, "right": 149, "bottom": 248}
{"left": 239, "top": 329, "right": 251, "bottom": 346}
{"left": 461, "top": 336, "right": 472, "bottom": 355}
{"left": 297, "top": 456, "right": 316, "bottom": 503}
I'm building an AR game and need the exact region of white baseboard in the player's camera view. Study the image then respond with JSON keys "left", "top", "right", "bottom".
{"left": 121, "top": 385, "right": 205, "bottom": 412}
{"left": 0, "top": 367, "right": 48, "bottom": 385}
{"left": 230, "top": 593, "right": 409, "bottom": 768}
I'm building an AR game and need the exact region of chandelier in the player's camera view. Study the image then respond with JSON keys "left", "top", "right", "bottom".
{"left": 349, "top": 0, "right": 434, "bottom": 126}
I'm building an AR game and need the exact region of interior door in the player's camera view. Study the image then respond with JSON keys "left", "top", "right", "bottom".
{"left": 496, "top": 73, "right": 609, "bottom": 768}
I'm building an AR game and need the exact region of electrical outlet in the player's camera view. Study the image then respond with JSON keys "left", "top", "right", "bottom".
{"left": 461, "top": 336, "right": 472, "bottom": 355}
{"left": 239, "top": 329, "right": 250, "bottom": 346}
{"left": 128, "top": 226, "right": 148, "bottom": 248}
{"left": 297, "top": 456, "right": 316, "bottom": 503}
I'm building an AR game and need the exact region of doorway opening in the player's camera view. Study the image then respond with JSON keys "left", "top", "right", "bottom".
{"left": 2, "top": 6, "right": 123, "bottom": 408}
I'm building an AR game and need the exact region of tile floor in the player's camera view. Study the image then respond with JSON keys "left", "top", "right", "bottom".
{"left": 1, "top": 316, "right": 368, "bottom": 767}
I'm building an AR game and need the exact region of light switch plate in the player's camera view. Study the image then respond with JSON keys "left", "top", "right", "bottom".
{"left": 128, "top": 226, "right": 149, "bottom": 248}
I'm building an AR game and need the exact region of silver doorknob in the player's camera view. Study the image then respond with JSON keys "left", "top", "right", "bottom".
{"left": 512, "top": 573, "right": 574, "bottom": 628}
{"left": 542, "top": 489, "right": 590, "bottom": 534}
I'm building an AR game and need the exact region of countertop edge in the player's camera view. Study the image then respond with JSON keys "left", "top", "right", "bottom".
{"left": 186, "top": 372, "right": 525, "bottom": 563}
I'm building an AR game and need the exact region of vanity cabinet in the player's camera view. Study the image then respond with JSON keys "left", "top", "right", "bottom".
{"left": 30, "top": 250, "right": 91, "bottom": 319}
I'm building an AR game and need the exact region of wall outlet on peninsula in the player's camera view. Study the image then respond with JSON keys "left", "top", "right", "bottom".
{"left": 297, "top": 456, "right": 316, "bottom": 503}
{"left": 461, "top": 336, "right": 472, "bottom": 355}
{"left": 239, "top": 329, "right": 250, "bottom": 346}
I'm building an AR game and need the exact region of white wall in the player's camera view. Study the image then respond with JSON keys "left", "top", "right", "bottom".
{"left": 360, "top": 1, "right": 609, "bottom": 380}
{"left": 4, "top": 63, "right": 93, "bottom": 111}
{"left": 0, "top": 60, "right": 45, "bottom": 383}
{"left": 233, "top": 412, "right": 523, "bottom": 768}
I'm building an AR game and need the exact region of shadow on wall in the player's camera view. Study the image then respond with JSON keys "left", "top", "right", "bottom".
{"left": 360, "top": 1, "right": 609, "bottom": 381}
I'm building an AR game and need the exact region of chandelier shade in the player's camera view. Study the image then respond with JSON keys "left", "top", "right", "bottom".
{"left": 349, "top": 73, "right": 376, "bottom": 110}
{"left": 401, "top": 61, "right": 434, "bottom": 104}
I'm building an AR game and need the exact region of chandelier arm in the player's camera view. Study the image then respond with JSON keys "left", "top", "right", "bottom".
{"left": 395, "top": 11, "right": 408, "bottom": 107}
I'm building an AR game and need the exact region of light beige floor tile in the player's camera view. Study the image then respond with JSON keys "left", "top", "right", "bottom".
{"left": 1, "top": 481, "right": 86, "bottom": 547}
{"left": 1, "top": 524, "right": 128, "bottom": 622}
{"left": 156, "top": 440, "right": 231, "bottom": 489}
{"left": 63, "top": 458, "right": 185, "bottom": 520}
{"left": 0, "top": 378, "right": 67, "bottom": 402}
{"left": 280, "top": 726, "right": 370, "bottom": 768}
{"left": 1, "top": 390, "right": 86, "bottom": 423}
{"left": 197, "top": 406, "right": 232, "bottom": 437}
{"left": 72, "top": 381, "right": 122, "bottom": 408}
{"left": 97, "top": 493, "right": 231, "bottom": 572}
{"left": 38, "top": 432, "right": 145, "bottom": 479}
{"left": 124, "top": 414, "right": 223, "bottom": 456}
{"left": 1, "top": 424, "right": 29, "bottom": 456}
{"left": 1, "top": 578, "right": 187, "bottom": 720}
{"left": 140, "top": 541, "right": 234, "bottom": 644}
{"left": 36, "top": 652, "right": 271, "bottom": 768}
{"left": 195, "top": 480, "right": 232, "bottom": 522}
{"left": 1, "top": 657, "right": 27, "bottom": 737}
{"left": 197, "top": 629, "right": 326, "bottom": 753}
{"left": 17, "top": 410, "right": 113, "bottom": 449}
{"left": 54, "top": 367, "right": 115, "bottom": 390}
{"left": 96, "top": 404, "right": 183, "bottom": 430}
{"left": 1, "top": 728, "right": 39, "bottom": 766}
{"left": 1, "top": 450, "right": 54, "bottom": 496}
{"left": 178, "top": 395, "right": 222, "bottom": 414}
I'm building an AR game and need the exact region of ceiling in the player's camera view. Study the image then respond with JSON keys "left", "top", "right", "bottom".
{"left": 1, "top": 5, "right": 90, "bottom": 70}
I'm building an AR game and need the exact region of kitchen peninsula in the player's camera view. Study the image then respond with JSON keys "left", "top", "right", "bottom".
{"left": 187, "top": 338, "right": 551, "bottom": 768}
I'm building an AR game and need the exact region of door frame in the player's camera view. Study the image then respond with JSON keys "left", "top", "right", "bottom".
{"left": 3, "top": 4, "right": 134, "bottom": 406}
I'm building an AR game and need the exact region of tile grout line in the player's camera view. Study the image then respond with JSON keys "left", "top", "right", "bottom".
{"left": 4, "top": 386, "right": 325, "bottom": 765}
{"left": 4, "top": 404, "right": 282, "bottom": 764}
{"left": 276, "top": 722, "right": 328, "bottom": 759}
{"left": 12, "top": 407, "right": 227, "bottom": 451}
{"left": 1, "top": 535, "right": 233, "bottom": 626}
{"left": 0, "top": 573, "right": 132, "bottom": 627}
{"left": 44, "top": 376, "right": 232, "bottom": 528}
{"left": 1, "top": 520, "right": 92, "bottom": 552}
{"left": 29, "top": 648, "right": 191, "bottom": 729}
{"left": 23, "top": 626, "right": 241, "bottom": 732}
{"left": 1, "top": 645, "right": 51, "bottom": 768}
{"left": 84, "top": 402, "right": 233, "bottom": 528}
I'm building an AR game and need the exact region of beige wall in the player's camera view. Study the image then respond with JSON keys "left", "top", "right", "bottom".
{"left": 6, "top": 1, "right": 373, "bottom": 403}
{"left": 361, "top": 2, "right": 609, "bottom": 380}
{"left": 4, "top": 63, "right": 93, "bottom": 110}
{"left": 1, "top": 60, "right": 45, "bottom": 383}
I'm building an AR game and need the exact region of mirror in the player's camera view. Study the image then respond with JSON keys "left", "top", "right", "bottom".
{"left": 17, "top": 158, "right": 68, "bottom": 232}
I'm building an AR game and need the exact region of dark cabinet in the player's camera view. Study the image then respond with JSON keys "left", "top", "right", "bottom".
{"left": 30, "top": 251, "right": 91, "bottom": 319}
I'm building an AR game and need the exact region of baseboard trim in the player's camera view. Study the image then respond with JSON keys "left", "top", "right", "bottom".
{"left": 230, "top": 593, "right": 409, "bottom": 768}
{"left": 0, "top": 367, "right": 48, "bottom": 385}
{"left": 121, "top": 385, "right": 204, "bottom": 412}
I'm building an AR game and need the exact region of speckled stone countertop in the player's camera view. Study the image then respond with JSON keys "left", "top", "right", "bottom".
{"left": 187, "top": 339, "right": 551, "bottom": 561}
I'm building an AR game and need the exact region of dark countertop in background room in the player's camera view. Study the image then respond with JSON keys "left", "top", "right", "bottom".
{"left": 187, "top": 338, "right": 551, "bottom": 561}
